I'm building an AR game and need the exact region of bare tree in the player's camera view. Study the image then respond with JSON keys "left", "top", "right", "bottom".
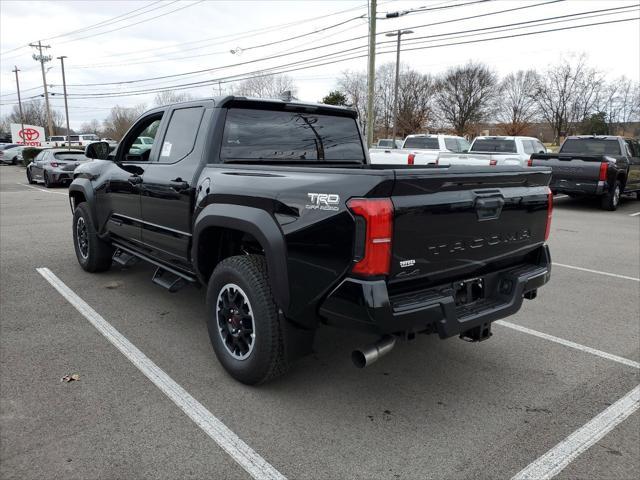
{"left": 396, "top": 68, "right": 436, "bottom": 137}
{"left": 102, "top": 104, "right": 146, "bottom": 141}
{"left": 434, "top": 62, "right": 499, "bottom": 136}
{"left": 79, "top": 119, "right": 102, "bottom": 136}
{"left": 496, "top": 70, "right": 539, "bottom": 135}
{"left": 533, "top": 55, "right": 602, "bottom": 141}
{"left": 374, "top": 63, "right": 396, "bottom": 137}
{"left": 232, "top": 74, "right": 297, "bottom": 99}
{"left": 337, "top": 70, "right": 368, "bottom": 131}
{"left": 3, "top": 100, "right": 65, "bottom": 133}
{"left": 598, "top": 77, "right": 640, "bottom": 135}
{"left": 153, "top": 90, "right": 193, "bottom": 106}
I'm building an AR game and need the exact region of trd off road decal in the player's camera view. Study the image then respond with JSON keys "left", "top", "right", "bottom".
{"left": 306, "top": 193, "right": 340, "bottom": 211}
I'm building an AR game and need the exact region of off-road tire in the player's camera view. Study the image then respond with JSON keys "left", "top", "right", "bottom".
{"left": 601, "top": 180, "right": 621, "bottom": 211}
{"left": 72, "top": 203, "right": 113, "bottom": 272}
{"left": 206, "top": 255, "right": 289, "bottom": 385}
{"left": 26, "top": 168, "right": 35, "bottom": 184}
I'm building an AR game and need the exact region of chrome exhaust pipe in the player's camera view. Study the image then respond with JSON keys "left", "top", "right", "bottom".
{"left": 351, "top": 335, "right": 397, "bottom": 368}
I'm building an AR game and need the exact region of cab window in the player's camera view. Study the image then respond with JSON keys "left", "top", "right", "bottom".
{"left": 121, "top": 115, "right": 163, "bottom": 162}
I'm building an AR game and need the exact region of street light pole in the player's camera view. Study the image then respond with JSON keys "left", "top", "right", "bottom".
{"left": 57, "top": 56, "right": 71, "bottom": 150}
{"left": 12, "top": 66, "right": 25, "bottom": 144}
{"left": 386, "top": 30, "right": 413, "bottom": 144}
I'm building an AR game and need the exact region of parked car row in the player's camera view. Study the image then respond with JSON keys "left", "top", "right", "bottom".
{"left": 0, "top": 144, "right": 26, "bottom": 165}
{"left": 369, "top": 134, "right": 546, "bottom": 167}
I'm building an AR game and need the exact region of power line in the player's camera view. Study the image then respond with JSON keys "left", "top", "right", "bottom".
{"left": 75, "top": 1, "right": 386, "bottom": 62}
{"left": 56, "top": 16, "right": 639, "bottom": 101}
{"left": 62, "top": 0, "right": 565, "bottom": 86}
{"left": 66, "top": 0, "right": 484, "bottom": 69}
{"left": 56, "top": 0, "right": 205, "bottom": 45}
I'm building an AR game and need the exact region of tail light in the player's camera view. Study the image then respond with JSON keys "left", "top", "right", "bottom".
{"left": 527, "top": 157, "right": 534, "bottom": 167}
{"left": 598, "top": 161, "right": 608, "bottom": 181}
{"left": 545, "top": 188, "right": 553, "bottom": 241}
{"left": 407, "top": 153, "right": 415, "bottom": 165}
{"left": 347, "top": 198, "right": 394, "bottom": 276}
{"left": 50, "top": 162, "right": 59, "bottom": 167}
{"left": 489, "top": 159, "right": 497, "bottom": 166}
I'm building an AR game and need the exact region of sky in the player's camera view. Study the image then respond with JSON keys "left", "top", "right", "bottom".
{"left": 1, "top": 0, "right": 639, "bottom": 131}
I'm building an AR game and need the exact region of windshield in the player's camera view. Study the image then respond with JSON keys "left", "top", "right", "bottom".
{"left": 403, "top": 137, "right": 439, "bottom": 149}
{"left": 221, "top": 108, "right": 365, "bottom": 163}
{"left": 81, "top": 134, "right": 98, "bottom": 140}
{"left": 471, "top": 139, "right": 517, "bottom": 153}
{"left": 561, "top": 139, "right": 621, "bottom": 156}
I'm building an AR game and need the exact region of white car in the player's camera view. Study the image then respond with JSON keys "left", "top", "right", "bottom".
{"left": 0, "top": 145, "right": 27, "bottom": 165}
{"left": 438, "top": 136, "right": 547, "bottom": 167}
{"left": 369, "top": 134, "right": 471, "bottom": 165}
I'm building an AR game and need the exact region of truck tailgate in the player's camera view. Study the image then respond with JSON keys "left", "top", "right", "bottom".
{"left": 389, "top": 167, "right": 551, "bottom": 286}
{"left": 531, "top": 154, "right": 603, "bottom": 194}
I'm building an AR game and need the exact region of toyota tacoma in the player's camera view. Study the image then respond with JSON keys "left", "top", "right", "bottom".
{"left": 69, "top": 97, "right": 553, "bottom": 384}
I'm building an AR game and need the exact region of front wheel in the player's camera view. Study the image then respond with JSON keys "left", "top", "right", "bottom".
{"left": 72, "top": 203, "right": 113, "bottom": 272}
{"left": 206, "top": 255, "right": 289, "bottom": 385}
{"left": 601, "top": 180, "right": 621, "bottom": 211}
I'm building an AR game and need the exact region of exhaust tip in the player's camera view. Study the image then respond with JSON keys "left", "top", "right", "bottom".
{"left": 351, "top": 350, "right": 367, "bottom": 369}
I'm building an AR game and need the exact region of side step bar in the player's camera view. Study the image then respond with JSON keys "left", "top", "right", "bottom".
{"left": 111, "top": 243, "right": 197, "bottom": 293}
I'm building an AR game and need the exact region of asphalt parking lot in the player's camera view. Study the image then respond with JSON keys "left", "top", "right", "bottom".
{"left": 1, "top": 165, "right": 638, "bottom": 480}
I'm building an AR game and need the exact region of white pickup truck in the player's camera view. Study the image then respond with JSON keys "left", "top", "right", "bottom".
{"left": 42, "top": 134, "right": 101, "bottom": 148}
{"left": 369, "top": 134, "right": 471, "bottom": 165}
{"left": 438, "top": 136, "right": 547, "bottom": 167}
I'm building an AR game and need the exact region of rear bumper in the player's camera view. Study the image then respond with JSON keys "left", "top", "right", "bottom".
{"left": 319, "top": 245, "right": 551, "bottom": 337}
{"left": 50, "top": 171, "right": 73, "bottom": 184}
{"left": 550, "top": 178, "right": 605, "bottom": 196}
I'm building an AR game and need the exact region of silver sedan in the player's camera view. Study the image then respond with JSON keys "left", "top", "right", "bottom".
{"left": 26, "top": 149, "right": 90, "bottom": 187}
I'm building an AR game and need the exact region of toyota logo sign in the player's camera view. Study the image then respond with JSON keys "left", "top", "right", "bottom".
{"left": 19, "top": 128, "right": 40, "bottom": 141}
{"left": 9, "top": 123, "right": 44, "bottom": 146}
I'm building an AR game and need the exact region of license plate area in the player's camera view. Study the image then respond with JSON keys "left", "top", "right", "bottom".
{"left": 454, "top": 277, "right": 484, "bottom": 306}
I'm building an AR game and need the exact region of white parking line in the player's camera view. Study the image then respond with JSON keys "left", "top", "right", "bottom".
{"left": 511, "top": 385, "right": 640, "bottom": 480}
{"left": 16, "top": 182, "right": 68, "bottom": 196}
{"left": 553, "top": 263, "right": 640, "bottom": 282}
{"left": 36, "top": 267, "right": 286, "bottom": 480}
{"left": 496, "top": 321, "right": 640, "bottom": 369}
{"left": 630, "top": 212, "right": 640, "bottom": 217}
{"left": 554, "top": 195, "right": 569, "bottom": 199}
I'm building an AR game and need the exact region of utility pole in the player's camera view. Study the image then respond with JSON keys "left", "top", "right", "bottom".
{"left": 365, "top": 0, "right": 377, "bottom": 148}
{"left": 12, "top": 66, "right": 25, "bottom": 144}
{"left": 29, "top": 41, "right": 54, "bottom": 138}
{"left": 57, "top": 56, "right": 71, "bottom": 150}
{"left": 386, "top": 30, "right": 413, "bottom": 143}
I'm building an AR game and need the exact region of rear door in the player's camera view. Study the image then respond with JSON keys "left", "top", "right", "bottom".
{"left": 389, "top": 167, "right": 551, "bottom": 286}
{"left": 139, "top": 104, "right": 206, "bottom": 268}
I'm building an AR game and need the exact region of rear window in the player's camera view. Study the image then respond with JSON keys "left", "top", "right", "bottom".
{"left": 69, "top": 135, "right": 80, "bottom": 141}
{"left": 49, "top": 137, "right": 65, "bottom": 142}
{"left": 377, "top": 139, "right": 394, "bottom": 148}
{"left": 471, "top": 139, "right": 517, "bottom": 153}
{"left": 403, "top": 137, "right": 439, "bottom": 149}
{"left": 561, "top": 139, "right": 621, "bottom": 156}
{"left": 54, "top": 151, "right": 87, "bottom": 161}
{"left": 221, "top": 108, "right": 365, "bottom": 163}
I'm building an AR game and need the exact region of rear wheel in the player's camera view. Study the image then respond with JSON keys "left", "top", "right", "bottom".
{"left": 601, "top": 180, "right": 621, "bottom": 211}
{"left": 26, "top": 168, "right": 35, "bottom": 184}
{"left": 206, "top": 255, "right": 289, "bottom": 385}
{"left": 43, "top": 171, "right": 53, "bottom": 188}
{"left": 72, "top": 203, "right": 113, "bottom": 272}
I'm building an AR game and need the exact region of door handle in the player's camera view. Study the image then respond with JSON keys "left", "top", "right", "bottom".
{"left": 169, "top": 180, "right": 189, "bottom": 191}
{"left": 128, "top": 175, "right": 143, "bottom": 185}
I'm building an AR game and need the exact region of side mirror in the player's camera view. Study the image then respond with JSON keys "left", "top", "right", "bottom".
{"left": 85, "top": 141, "right": 111, "bottom": 160}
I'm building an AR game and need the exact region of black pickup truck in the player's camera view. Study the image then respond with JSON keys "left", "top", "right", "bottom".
{"left": 531, "top": 136, "right": 640, "bottom": 210}
{"left": 70, "top": 97, "right": 552, "bottom": 384}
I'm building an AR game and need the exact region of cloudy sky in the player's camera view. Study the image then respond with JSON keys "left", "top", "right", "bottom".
{"left": 1, "top": 0, "right": 638, "bottom": 130}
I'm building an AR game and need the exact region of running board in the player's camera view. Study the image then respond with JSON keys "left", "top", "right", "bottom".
{"left": 111, "top": 242, "right": 197, "bottom": 293}
{"left": 112, "top": 248, "right": 139, "bottom": 267}
{"left": 152, "top": 267, "right": 186, "bottom": 293}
